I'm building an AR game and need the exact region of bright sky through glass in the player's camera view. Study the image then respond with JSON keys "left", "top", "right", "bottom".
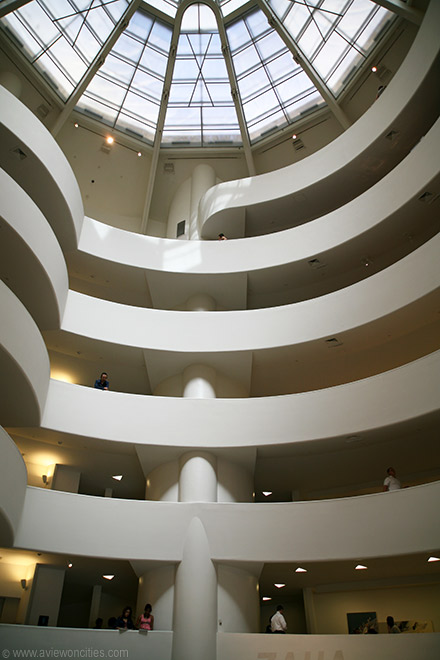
{"left": 76, "top": 9, "right": 171, "bottom": 143}
{"left": 0, "top": 0, "right": 129, "bottom": 99}
{"left": 163, "top": 3, "right": 242, "bottom": 147}
{"left": 0, "top": 0, "right": 395, "bottom": 146}
{"left": 227, "top": 7, "right": 325, "bottom": 141}
{"left": 268, "top": 0, "right": 393, "bottom": 95}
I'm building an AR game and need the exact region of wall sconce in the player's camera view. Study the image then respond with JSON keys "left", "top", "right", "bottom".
{"left": 20, "top": 579, "right": 27, "bottom": 590}
{"left": 42, "top": 475, "right": 48, "bottom": 485}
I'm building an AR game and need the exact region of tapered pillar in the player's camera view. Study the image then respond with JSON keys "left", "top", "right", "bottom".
{"left": 172, "top": 517, "right": 217, "bottom": 660}
{"left": 189, "top": 164, "right": 216, "bottom": 240}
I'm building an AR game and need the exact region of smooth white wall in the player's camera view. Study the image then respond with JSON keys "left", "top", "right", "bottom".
{"left": 61, "top": 231, "right": 440, "bottom": 353}
{"left": 0, "top": 168, "right": 68, "bottom": 329}
{"left": 0, "top": 86, "right": 83, "bottom": 250}
{"left": 0, "top": 625, "right": 173, "bottom": 660}
{"left": 217, "top": 565, "right": 259, "bottom": 633}
{"left": 0, "top": 427, "right": 27, "bottom": 546}
{"left": 14, "top": 483, "right": 440, "bottom": 563}
{"left": 0, "top": 282, "right": 50, "bottom": 427}
{"left": 41, "top": 351, "right": 440, "bottom": 449}
{"left": 136, "top": 565, "right": 175, "bottom": 631}
{"left": 77, "top": 106, "right": 440, "bottom": 277}
{"left": 217, "top": 631, "right": 440, "bottom": 660}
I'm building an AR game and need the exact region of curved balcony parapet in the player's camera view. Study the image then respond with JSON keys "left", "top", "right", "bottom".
{"left": 14, "top": 481, "right": 440, "bottom": 562}
{"left": 0, "top": 85, "right": 83, "bottom": 251}
{"left": 62, "top": 232, "right": 440, "bottom": 353}
{"left": 198, "top": 0, "right": 440, "bottom": 238}
{"left": 42, "top": 351, "right": 440, "bottom": 449}
{"left": 0, "top": 169, "right": 68, "bottom": 329}
{"left": 0, "top": 426, "right": 27, "bottom": 547}
{"left": 0, "top": 281, "right": 50, "bottom": 427}
{"left": 78, "top": 116, "right": 440, "bottom": 295}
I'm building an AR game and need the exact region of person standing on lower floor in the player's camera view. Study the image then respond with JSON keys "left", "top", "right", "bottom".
{"left": 271, "top": 605, "right": 287, "bottom": 633}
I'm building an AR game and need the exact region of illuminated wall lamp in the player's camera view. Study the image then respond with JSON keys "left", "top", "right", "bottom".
{"left": 20, "top": 579, "right": 27, "bottom": 590}
{"left": 42, "top": 474, "right": 48, "bottom": 485}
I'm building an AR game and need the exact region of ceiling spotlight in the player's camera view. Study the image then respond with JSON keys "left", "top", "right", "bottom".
{"left": 112, "top": 475, "right": 123, "bottom": 481}
{"left": 262, "top": 491, "right": 272, "bottom": 497}
{"left": 355, "top": 564, "right": 368, "bottom": 570}
{"left": 428, "top": 556, "right": 440, "bottom": 562}
{"left": 137, "top": 151, "right": 142, "bottom": 157}
{"left": 74, "top": 123, "right": 79, "bottom": 128}
{"left": 274, "top": 583, "right": 286, "bottom": 588}
{"left": 295, "top": 567, "right": 307, "bottom": 573}
{"left": 102, "top": 574, "right": 115, "bottom": 580}
{"left": 106, "top": 136, "right": 114, "bottom": 145}
{"left": 262, "top": 596, "right": 272, "bottom": 601}
{"left": 292, "top": 134, "right": 297, "bottom": 140}
{"left": 371, "top": 66, "right": 377, "bottom": 73}
{"left": 68, "top": 563, "right": 73, "bottom": 568}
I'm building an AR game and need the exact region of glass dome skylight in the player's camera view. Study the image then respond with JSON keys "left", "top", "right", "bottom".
{"left": 0, "top": 0, "right": 395, "bottom": 147}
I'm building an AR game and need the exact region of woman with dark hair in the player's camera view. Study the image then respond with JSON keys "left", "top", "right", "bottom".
{"left": 137, "top": 603, "right": 154, "bottom": 630}
{"left": 116, "top": 606, "right": 135, "bottom": 629}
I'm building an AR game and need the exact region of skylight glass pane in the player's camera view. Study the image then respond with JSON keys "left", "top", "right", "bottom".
{"left": 100, "top": 54, "right": 134, "bottom": 84}
{"left": 228, "top": 7, "right": 325, "bottom": 143}
{"left": 0, "top": 0, "right": 129, "bottom": 100}
{"left": 139, "top": 47, "right": 168, "bottom": 78}
{"left": 163, "top": 3, "right": 241, "bottom": 147}
{"left": 76, "top": 8, "right": 171, "bottom": 143}
{"left": 218, "top": 0, "right": 251, "bottom": 18}
{"left": 142, "top": 0, "right": 177, "bottom": 19}
{"left": 269, "top": 0, "right": 394, "bottom": 96}
{"left": 255, "top": 32, "right": 286, "bottom": 61}
{"left": 265, "top": 53, "right": 301, "bottom": 85}
{"left": 112, "top": 33, "right": 144, "bottom": 63}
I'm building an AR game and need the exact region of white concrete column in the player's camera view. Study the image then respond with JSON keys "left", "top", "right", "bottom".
{"left": 189, "top": 164, "right": 216, "bottom": 240}
{"left": 179, "top": 452, "right": 217, "bottom": 503}
{"left": 185, "top": 293, "right": 216, "bottom": 311}
{"left": 172, "top": 517, "right": 217, "bottom": 660}
{"left": 183, "top": 364, "right": 216, "bottom": 399}
{"left": 303, "top": 587, "right": 318, "bottom": 634}
{"left": 25, "top": 564, "right": 65, "bottom": 626}
{"left": 218, "top": 564, "right": 260, "bottom": 632}
{"left": 88, "top": 585, "right": 101, "bottom": 628}
{"left": 51, "top": 464, "right": 80, "bottom": 493}
{"left": 136, "top": 565, "right": 175, "bottom": 631}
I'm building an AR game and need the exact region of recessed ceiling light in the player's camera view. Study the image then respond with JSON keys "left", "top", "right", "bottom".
{"left": 262, "top": 491, "right": 272, "bottom": 497}
{"left": 292, "top": 133, "right": 297, "bottom": 140}
{"left": 428, "top": 556, "right": 440, "bottom": 562}
{"left": 274, "top": 583, "right": 286, "bottom": 588}
{"left": 355, "top": 564, "right": 368, "bottom": 570}
{"left": 137, "top": 151, "right": 142, "bottom": 157}
{"left": 112, "top": 475, "right": 123, "bottom": 481}
{"left": 106, "top": 136, "right": 114, "bottom": 144}
{"left": 68, "top": 563, "right": 73, "bottom": 568}
{"left": 74, "top": 123, "right": 79, "bottom": 128}
{"left": 371, "top": 66, "right": 377, "bottom": 72}
{"left": 102, "top": 575, "right": 114, "bottom": 580}
{"left": 262, "top": 596, "right": 272, "bottom": 601}
{"left": 295, "top": 567, "right": 307, "bottom": 573}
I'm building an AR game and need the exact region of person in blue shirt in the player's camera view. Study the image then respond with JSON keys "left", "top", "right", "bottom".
{"left": 94, "top": 372, "right": 109, "bottom": 390}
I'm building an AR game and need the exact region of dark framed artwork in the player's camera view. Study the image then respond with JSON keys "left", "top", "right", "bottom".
{"left": 347, "top": 611, "right": 377, "bottom": 634}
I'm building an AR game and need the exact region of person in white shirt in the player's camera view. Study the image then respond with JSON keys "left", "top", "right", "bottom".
{"left": 383, "top": 467, "right": 401, "bottom": 492}
{"left": 271, "top": 605, "right": 287, "bottom": 633}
